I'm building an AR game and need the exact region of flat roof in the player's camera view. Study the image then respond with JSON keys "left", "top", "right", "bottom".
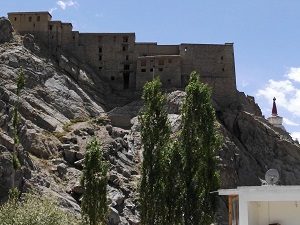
{"left": 8, "top": 11, "right": 52, "bottom": 18}
{"left": 80, "top": 32, "right": 135, "bottom": 36}
{"left": 219, "top": 185, "right": 300, "bottom": 196}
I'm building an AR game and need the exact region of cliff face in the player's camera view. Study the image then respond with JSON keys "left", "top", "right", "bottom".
{"left": 1, "top": 18, "right": 300, "bottom": 225}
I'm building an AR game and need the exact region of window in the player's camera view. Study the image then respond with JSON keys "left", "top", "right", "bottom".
{"left": 98, "top": 47, "right": 102, "bottom": 53}
{"left": 222, "top": 68, "right": 225, "bottom": 72}
{"left": 111, "top": 76, "right": 115, "bottom": 81}
{"left": 49, "top": 25, "right": 53, "bottom": 31}
{"left": 33, "top": 23, "right": 35, "bottom": 28}
{"left": 167, "top": 79, "right": 171, "bottom": 84}
{"left": 158, "top": 59, "right": 164, "bottom": 66}
{"left": 99, "top": 55, "right": 102, "bottom": 61}
{"left": 113, "top": 36, "right": 116, "bottom": 42}
{"left": 168, "top": 59, "right": 172, "bottom": 63}
{"left": 126, "top": 55, "right": 129, "bottom": 60}
{"left": 14, "top": 17, "right": 17, "bottom": 21}
{"left": 159, "top": 68, "right": 163, "bottom": 72}
{"left": 123, "top": 36, "right": 129, "bottom": 43}
{"left": 221, "top": 56, "right": 224, "bottom": 60}
{"left": 141, "top": 60, "right": 146, "bottom": 67}
{"left": 122, "top": 45, "right": 128, "bottom": 51}
{"left": 37, "top": 16, "right": 40, "bottom": 22}
{"left": 141, "top": 68, "right": 146, "bottom": 72}
{"left": 150, "top": 68, "right": 153, "bottom": 72}
{"left": 184, "top": 47, "right": 187, "bottom": 52}
{"left": 29, "top": 16, "right": 32, "bottom": 22}
{"left": 124, "top": 64, "right": 130, "bottom": 70}
{"left": 99, "top": 67, "right": 102, "bottom": 71}
{"left": 73, "top": 35, "right": 75, "bottom": 40}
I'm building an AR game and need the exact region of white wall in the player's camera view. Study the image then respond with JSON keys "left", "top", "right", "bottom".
{"left": 248, "top": 201, "right": 300, "bottom": 225}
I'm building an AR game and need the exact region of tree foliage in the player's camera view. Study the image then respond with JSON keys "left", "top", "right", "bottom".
{"left": 180, "top": 71, "right": 220, "bottom": 225}
{"left": 81, "top": 138, "right": 108, "bottom": 225}
{"left": 0, "top": 189, "right": 81, "bottom": 225}
{"left": 139, "top": 77, "right": 171, "bottom": 225}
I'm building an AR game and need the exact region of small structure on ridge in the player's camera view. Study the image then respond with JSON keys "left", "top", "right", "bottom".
{"left": 267, "top": 97, "right": 285, "bottom": 131}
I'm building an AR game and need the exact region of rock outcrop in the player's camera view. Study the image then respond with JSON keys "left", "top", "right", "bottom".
{"left": 0, "top": 17, "right": 13, "bottom": 44}
{"left": 1, "top": 27, "right": 300, "bottom": 225}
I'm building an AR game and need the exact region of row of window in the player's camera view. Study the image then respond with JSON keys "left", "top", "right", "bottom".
{"left": 98, "top": 55, "right": 130, "bottom": 61}
{"left": 15, "top": 16, "right": 41, "bottom": 22}
{"left": 141, "top": 68, "right": 163, "bottom": 73}
{"left": 98, "top": 36, "right": 129, "bottom": 43}
{"left": 98, "top": 64, "right": 130, "bottom": 71}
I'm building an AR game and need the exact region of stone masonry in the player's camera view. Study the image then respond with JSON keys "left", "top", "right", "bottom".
{"left": 7, "top": 11, "right": 237, "bottom": 106}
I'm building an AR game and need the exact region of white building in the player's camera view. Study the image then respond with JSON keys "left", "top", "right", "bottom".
{"left": 218, "top": 185, "right": 300, "bottom": 225}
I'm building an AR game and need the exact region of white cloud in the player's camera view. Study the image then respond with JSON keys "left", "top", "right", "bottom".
{"left": 286, "top": 67, "right": 300, "bottom": 82}
{"left": 283, "top": 118, "right": 299, "bottom": 126}
{"left": 291, "top": 132, "right": 300, "bottom": 141}
{"left": 49, "top": 7, "right": 57, "bottom": 14}
{"left": 56, "top": 0, "right": 78, "bottom": 10}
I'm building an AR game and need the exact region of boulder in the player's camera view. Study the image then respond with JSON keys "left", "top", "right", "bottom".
{"left": 0, "top": 17, "right": 13, "bottom": 44}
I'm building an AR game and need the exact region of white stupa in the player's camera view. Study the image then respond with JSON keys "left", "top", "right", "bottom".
{"left": 267, "top": 97, "right": 286, "bottom": 131}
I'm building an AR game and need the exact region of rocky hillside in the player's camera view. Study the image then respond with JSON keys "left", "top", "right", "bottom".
{"left": 1, "top": 17, "right": 300, "bottom": 225}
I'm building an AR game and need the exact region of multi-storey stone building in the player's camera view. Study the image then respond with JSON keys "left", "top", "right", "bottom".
{"left": 7, "top": 11, "right": 237, "bottom": 106}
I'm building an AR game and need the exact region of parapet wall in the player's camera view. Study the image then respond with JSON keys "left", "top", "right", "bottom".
{"left": 7, "top": 11, "right": 237, "bottom": 106}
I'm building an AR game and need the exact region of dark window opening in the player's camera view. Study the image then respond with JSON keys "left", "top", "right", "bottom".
{"left": 98, "top": 47, "right": 102, "bottom": 53}
{"left": 124, "top": 64, "right": 130, "bottom": 70}
{"left": 122, "top": 45, "right": 128, "bottom": 51}
{"left": 49, "top": 25, "right": 53, "bottom": 31}
{"left": 99, "top": 67, "right": 102, "bottom": 71}
{"left": 123, "top": 36, "right": 129, "bottom": 43}
{"left": 221, "top": 56, "right": 224, "bottom": 60}
{"left": 123, "top": 72, "right": 130, "bottom": 89}
{"left": 29, "top": 16, "right": 32, "bottom": 22}
{"left": 14, "top": 17, "right": 17, "bottom": 21}
{"left": 167, "top": 79, "right": 171, "bottom": 84}
{"left": 111, "top": 76, "right": 115, "bottom": 81}
{"left": 159, "top": 68, "right": 163, "bottom": 72}
{"left": 150, "top": 68, "right": 153, "bottom": 72}
{"left": 126, "top": 55, "right": 129, "bottom": 60}
{"left": 168, "top": 59, "right": 172, "bottom": 63}
{"left": 141, "top": 60, "right": 146, "bottom": 66}
{"left": 143, "top": 53, "right": 147, "bottom": 56}
{"left": 51, "top": 35, "right": 54, "bottom": 39}
{"left": 99, "top": 55, "right": 102, "bottom": 61}
{"left": 37, "top": 16, "right": 40, "bottom": 22}
{"left": 73, "top": 35, "right": 75, "bottom": 40}
{"left": 33, "top": 23, "right": 36, "bottom": 28}
{"left": 141, "top": 68, "right": 146, "bottom": 72}
{"left": 222, "top": 68, "right": 225, "bottom": 72}
{"left": 158, "top": 59, "right": 164, "bottom": 66}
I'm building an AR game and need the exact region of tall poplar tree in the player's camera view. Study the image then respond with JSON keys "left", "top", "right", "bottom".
{"left": 81, "top": 138, "right": 108, "bottom": 225}
{"left": 139, "top": 77, "right": 171, "bottom": 225}
{"left": 180, "top": 71, "right": 220, "bottom": 225}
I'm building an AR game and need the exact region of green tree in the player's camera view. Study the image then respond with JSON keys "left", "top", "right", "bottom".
{"left": 139, "top": 77, "right": 171, "bottom": 225}
{"left": 10, "top": 68, "right": 25, "bottom": 188}
{"left": 163, "top": 141, "right": 184, "bottom": 225}
{"left": 180, "top": 71, "right": 220, "bottom": 225}
{"left": 81, "top": 138, "right": 108, "bottom": 225}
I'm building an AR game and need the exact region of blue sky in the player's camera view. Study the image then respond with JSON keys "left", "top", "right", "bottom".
{"left": 1, "top": 0, "right": 300, "bottom": 139}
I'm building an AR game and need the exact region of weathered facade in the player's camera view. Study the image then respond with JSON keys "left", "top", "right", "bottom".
{"left": 7, "top": 11, "right": 237, "bottom": 106}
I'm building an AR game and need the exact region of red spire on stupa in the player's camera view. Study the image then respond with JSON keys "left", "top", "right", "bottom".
{"left": 272, "top": 97, "right": 278, "bottom": 116}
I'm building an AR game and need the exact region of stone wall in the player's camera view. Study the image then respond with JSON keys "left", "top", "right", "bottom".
{"left": 7, "top": 11, "right": 238, "bottom": 106}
